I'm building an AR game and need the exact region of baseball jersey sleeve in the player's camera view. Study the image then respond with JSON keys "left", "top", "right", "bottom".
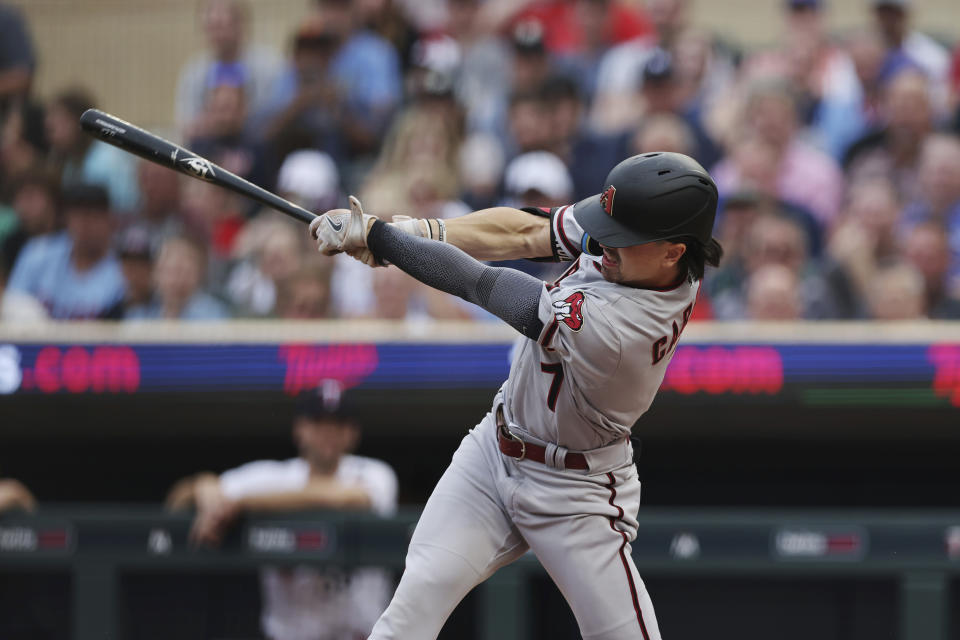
{"left": 535, "top": 282, "right": 622, "bottom": 387}
{"left": 519, "top": 205, "right": 585, "bottom": 262}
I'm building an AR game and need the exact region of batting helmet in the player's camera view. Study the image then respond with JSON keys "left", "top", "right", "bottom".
{"left": 572, "top": 152, "right": 718, "bottom": 250}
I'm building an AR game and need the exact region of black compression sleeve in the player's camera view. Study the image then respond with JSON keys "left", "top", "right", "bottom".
{"left": 366, "top": 220, "right": 545, "bottom": 339}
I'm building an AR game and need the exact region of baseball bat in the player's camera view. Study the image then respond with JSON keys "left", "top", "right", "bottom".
{"left": 79, "top": 109, "right": 317, "bottom": 225}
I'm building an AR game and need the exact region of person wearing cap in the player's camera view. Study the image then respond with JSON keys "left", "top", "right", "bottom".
{"left": 45, "top": 88, "right": 140, "bottom": 213}
{"left": 174, "top": 0, "right": 282, "bottom": 138}
{"left": 104, "top": 224, "right": 156, "bottom": 320}
{"left": 7, "top": 183, "right": 123, "bottom": 319}
{"left": 871, "top": 0, "right": 950, "bottom": 105}
{"left": 310, "top": 152, "right": 722, "bottom": 639}
{"left": 166, "top": 383, "right": 398, "bottom": 640}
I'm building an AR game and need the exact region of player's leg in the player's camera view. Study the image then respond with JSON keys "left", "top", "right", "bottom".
{"left": 369, "top": 414, "right": 529, "bottom": 640}
{"left": 514, "top": 463, "right": 662, "bottom": 640}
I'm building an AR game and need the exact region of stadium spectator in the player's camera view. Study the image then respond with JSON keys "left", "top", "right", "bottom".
{"left": 275, "top": 259, "right": 333, "bottom": 320}
{"left": 630, "top": 112, "right": 695, "bottom": 157}
{"left": 458, "top": 132, "right": 505, "bottom": 210}
{"left": 7, "top": 184, "right": 123, "bottom": 319}
{"left": 812, "top": 28, "right": 889, "bottom": 159}
{"left": 166, "top": 384, "right": 398, "bottom": 640}
{"left": 900, "top": 134, "right": 960, "bottom": 282}
{"left": 826, "top": 179, "right": 902, "bottom": 316}
{"left": 503, "top": 151, "right": 573, "bottom": 209}
{"left": 298, "top": 0, "right": 402, "bottom": 157}
{"left": 0, "top": 169, "right": 59, "bottom": 274}
{"left": 633, "top": 48, "right": 721, "bottom": 167}
{"left": 188, "top": 82, "right": 267, "bottom": 203}
{"left": 506, "top": 90, "right": 553, "bottom": 156}
{"left": 540, "top": 74, "right": 625, "bottom": 201}
{"left": 261, "top": 18, "right": 350, "bottom": 167}
{"left": 0, "top": 101, "right": 47, "bottom": 193}
{"left": 508, "top": 0, "right": 652, "bottom": 56}
{"left": 0, "top": 3, "right": 35, "bottom": 116}
{"left": 953, "top": 43, "right": 960, "bottom": 129}
{"left": 274, "top": 149, "right": 341, "bottom": 215}
{"left": 106, "top": 225, "right": 156, "bottom": 320}
{"left": 844, "top": 68, "right": 934, "bottom": 205}
{"left": 710, "top": 212, "right": 840, "bottom": 320}
{"left": 354, "top": 0, "right": 419, "bottom": 70}
{"left": 0, "top": 249, "right": 46, "bottom": 322}
{"left": 745, "top": 264, "right": 804, "bottom": 321}
{"left": 132, "top": 162, "right": 184, "bottom": 246}
{"left": 870, "top": 0, "right": 950, "bottom": 114}
{"left": 866, "top": 261, "right": 927, "bottom": 320}
{"left": 45, "top": 89, "right": 140, "bottom": 213}
{"left": 902, "top": 222, "right": 960, "bottom": 318}
{"left": 0, "top": 478, "right": 35, "bottom": 512}
{"left": 361, "top": 107, "right": 464, "bottom": 214}
{"left": 174, "top": 0, "right": 282, "bottom": 137}
{"left": 125, "top": 235, "right": 228, "bottom": 321}
{"left": 179, "top": 179, "right": 245, "bottom": 264}
{"left": 590, "top": 0, "right": 735, "bottom": 137}
{"left": 444, "top": 0, "right": 512, "bottom": 135}
{"left": 225, "top": 221, "right": 303, "bottom": 317}
{"left": 713, "top": 79, "right": 844, "bottom": 228}
{"left": 371, "top": 263, "right": 473, "bottom": 323}
{"left": 740, "top": 0, "right": 856, "bottom": 128}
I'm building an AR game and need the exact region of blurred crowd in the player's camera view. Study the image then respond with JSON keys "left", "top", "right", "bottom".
{"left": 1, "top": 0, "right": 960, "bottom": 323}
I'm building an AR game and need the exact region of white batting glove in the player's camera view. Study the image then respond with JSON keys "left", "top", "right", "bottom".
{"left": 309, "top": 195, "right": 376, "bottom": 256}
{"left": 390, "top": 215, "right": 429, "bottom": 238}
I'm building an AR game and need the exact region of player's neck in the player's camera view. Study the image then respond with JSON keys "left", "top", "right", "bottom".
{"left": 625, "top": 265, "right": 685, "bottom": 290}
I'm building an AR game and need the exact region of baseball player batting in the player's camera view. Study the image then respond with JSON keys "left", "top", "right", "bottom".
{"left": 310, "top": 152, "right": 722, "bottom": 640}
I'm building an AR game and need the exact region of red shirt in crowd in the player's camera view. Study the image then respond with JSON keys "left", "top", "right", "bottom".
{"left": 511, "top": 0, "right": 653, "bottom": 54}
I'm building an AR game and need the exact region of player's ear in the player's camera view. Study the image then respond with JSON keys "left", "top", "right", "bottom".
{"left": 663, "top": 242, "right": 687, "bottom": 266}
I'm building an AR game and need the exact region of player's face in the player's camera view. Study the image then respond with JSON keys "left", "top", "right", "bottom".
{"left": 599, "top": 241, "right": 686, "bottom": 288}
{"left": 293, "top": 417, "right": 357, "bottom": 474}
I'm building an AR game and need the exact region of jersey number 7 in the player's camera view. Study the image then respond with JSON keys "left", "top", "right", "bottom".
{"left": 540, "top": 362, "right": 565, "bottom": 412}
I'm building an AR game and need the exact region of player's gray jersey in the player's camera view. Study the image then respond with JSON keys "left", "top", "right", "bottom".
{"left": 502, "top": 205, "right": 700, "bottom": 451}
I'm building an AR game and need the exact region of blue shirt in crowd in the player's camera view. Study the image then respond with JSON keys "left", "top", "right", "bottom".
{"left": 267, "top": 30, "right": 401, "bottom": 136}
{"left": 7, "top": 232, "right": 124, "bottom": 319}
{"left": 125, "top": 292, "right": 228, "bottom": 322}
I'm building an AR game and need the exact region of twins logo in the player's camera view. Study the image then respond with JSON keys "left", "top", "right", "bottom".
{"left": 600, "top": 185, "right": 616, "bottom": 216}
{"left": 552, "top": 291, "right": 585, "bottom": 331}
{"left": 180, "top": 156, "right": 216, "bottom": 180}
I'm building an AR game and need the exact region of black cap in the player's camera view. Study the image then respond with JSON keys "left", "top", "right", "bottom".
{"left": 512, "top": 19, "right": 546, "bottom": 55}
{"left": 642, "top": 48, "right": 674, "bottom": 84}
{"left": 573, "top": 152, "right": 718, "bottom": 248}
{"left": 62, "top": 183, "right": 110, "bottom": 212}
{"left": 116, "top": 225, "right": 154, "bottom": 260}
{"left": 294, "top": 380, "right": 354, "bottom": 423}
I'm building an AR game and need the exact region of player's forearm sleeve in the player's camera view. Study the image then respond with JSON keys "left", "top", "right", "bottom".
{"left": 367, "top": 220, "right": 545, "bottom": 339}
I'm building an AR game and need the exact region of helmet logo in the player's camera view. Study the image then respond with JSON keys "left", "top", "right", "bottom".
{"left": 600, "top": 185, "right": 616, "bottom": 216}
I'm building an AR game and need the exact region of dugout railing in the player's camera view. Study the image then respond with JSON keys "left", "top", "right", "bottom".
{"left": 0, "top": 507, "right": 958, "bottom": 640}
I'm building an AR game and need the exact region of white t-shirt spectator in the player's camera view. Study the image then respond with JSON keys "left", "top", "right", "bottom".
{"left": 220, "top": 456, "right": 398, "bottom": 640}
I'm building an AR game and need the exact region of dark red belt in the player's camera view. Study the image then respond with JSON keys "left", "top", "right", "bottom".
{"left": 496, "top": 406, "right": 588, "bottom": 470}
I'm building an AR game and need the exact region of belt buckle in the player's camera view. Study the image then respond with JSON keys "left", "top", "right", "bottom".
{"left": 503, "top": 425, "right": 526, "bottom": 461}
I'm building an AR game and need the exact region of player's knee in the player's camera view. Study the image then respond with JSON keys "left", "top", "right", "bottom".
{"left": 402, "top": 543, "right": 482, "bottom": 594}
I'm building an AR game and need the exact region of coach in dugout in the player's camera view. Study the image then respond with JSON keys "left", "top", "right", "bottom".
{"left": 166, "top": 382, "right": 398, "bottom": 640}
{"left": 0, "top": 477, "right": 35, "bottom": 513}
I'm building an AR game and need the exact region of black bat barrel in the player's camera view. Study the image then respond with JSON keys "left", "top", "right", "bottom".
{"left": 79, "top": 109, "right": 316, "bottom": 225}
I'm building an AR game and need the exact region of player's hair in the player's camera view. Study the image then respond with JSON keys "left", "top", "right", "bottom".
{"left": 677, "top": 237, "right": 723, "bottom": 282}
